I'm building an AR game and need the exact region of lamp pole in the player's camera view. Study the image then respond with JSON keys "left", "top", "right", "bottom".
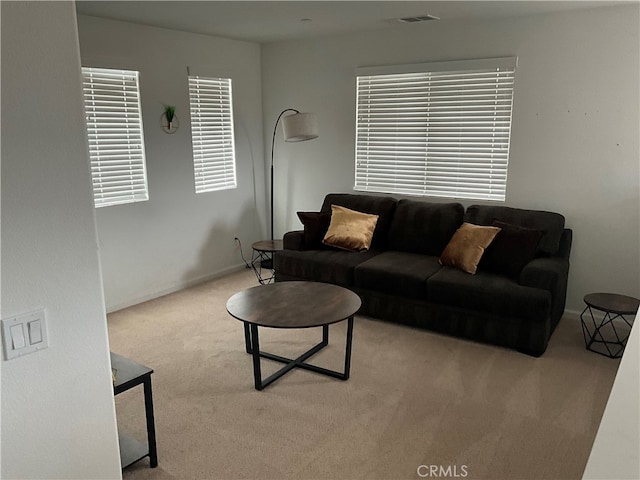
{"left": 270, "top": 108, "right": 299, "bottom": 241}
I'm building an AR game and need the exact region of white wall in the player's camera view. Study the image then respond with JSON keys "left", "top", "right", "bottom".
{"left": 583, "top": 313, "right": 640, "bottom": 479}
{"left": 0, "top": 150, "right": 2, "bottom": 478}
{"left": 1, "top": 2, "right": 121, "bottom": 479}
{"left": 262, "top": 5, "right": 640, "bottom": 313}
{"left": 77, "top": 15, "right": 265, "bottom": 312}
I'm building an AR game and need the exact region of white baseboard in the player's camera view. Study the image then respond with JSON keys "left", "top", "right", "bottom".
{"left": 563, "top": 309, "right": 582, "bottom": 322}
{"left": 107, "top": 286, "right": 587, "bottom": 320}
{"left": 105, "top": 263, "right": 249, "bottom": 313}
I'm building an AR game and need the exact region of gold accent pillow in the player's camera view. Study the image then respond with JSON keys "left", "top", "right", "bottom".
{"left": 439, "top": 222, "right": 501, "bottom": 274}
{"left": 323, "top": 205, "right": 379, "bottom": 252}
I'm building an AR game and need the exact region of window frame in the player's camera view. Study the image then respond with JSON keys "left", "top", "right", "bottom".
{"left": 188, "top": 75, "right": 237, "bottom": 194}
{"left": 81, "top": 66, "right": 149, "bottom": 208}
{"left": 354, "top": 57, "right": 517, "bottom": 202}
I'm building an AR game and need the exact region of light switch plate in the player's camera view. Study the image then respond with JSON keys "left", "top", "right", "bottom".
{"left": 2, "top": 309, "right": 48, "bottom": 360}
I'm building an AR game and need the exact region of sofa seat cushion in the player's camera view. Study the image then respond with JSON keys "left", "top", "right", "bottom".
{"left": 354, "top": 251, "right": 441, "bottom": 299}
{"left": 275, "top": 249, "right": 381, "bottom": 287}
{"left": 426, "top": 267, "right": 551, "bottom": 322}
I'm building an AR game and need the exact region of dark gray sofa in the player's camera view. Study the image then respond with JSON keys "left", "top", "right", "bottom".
{"left": 275, "top": 193, "right": 572, "bottom": 356}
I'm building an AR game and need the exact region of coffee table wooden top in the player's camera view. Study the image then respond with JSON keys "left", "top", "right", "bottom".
{"left": 584, "top": 293, "right": 640, "bottom": 315}
{"left": 226, "top": 281, "right": 361, "bottom": 328}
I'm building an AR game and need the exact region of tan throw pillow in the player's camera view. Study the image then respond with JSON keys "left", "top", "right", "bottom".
{"left": 323, "top": 205, "right": 379, "bottom": 252}
{"left": 439, "top": 222, "right": 501, "bottom": 274}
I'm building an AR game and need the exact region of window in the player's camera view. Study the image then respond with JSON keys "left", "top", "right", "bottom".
{"left": 188, "top": 75, "right": 237, "bottom": 193}
{"left": 82, "top": 67, "right": 148, "bottom": 208}
{"left": 355, "top": 57, "right": 517, "bottom": 201}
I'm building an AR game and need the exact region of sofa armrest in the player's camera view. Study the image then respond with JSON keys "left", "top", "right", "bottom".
{"left": 519, "top": 256, "right": 570, "bottom": 325}
{"left": 557, "top": 229, "right": 572, "bottom": 261}
{"left": 519, "top": 257, "right": 568, "bottom": 292}
{"left": 519, "top": 229, "right": 571, "bottom": 291}
{"left": 283, "top": 230, "right": 305, "bottom": 251}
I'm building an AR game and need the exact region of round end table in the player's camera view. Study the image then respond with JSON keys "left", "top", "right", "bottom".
{"left": 250, "top": 239, "right": 283, "bottom": 284}
{"left": 580, "top": 293, "right": 639, "bottom": 358}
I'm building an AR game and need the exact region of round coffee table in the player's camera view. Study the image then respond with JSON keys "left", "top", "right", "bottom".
{"left": 580, "top": 293, "right": 639, "bottom": 358}
{"left": 226, "top": 281, "right": 361, "bottom": 390}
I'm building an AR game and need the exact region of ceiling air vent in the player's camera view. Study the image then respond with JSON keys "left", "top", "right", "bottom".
{"left": 397, "top": 14, "right": 440, "bottom": 23}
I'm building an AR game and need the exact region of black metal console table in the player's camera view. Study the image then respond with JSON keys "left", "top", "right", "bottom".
{"left": 111, "top": 352, "right": 158, "bottom": 469}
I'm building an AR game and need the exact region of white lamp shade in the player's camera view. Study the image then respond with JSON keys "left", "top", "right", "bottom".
{"left": 282, "top": 112, "right": 318, "bottom": 142}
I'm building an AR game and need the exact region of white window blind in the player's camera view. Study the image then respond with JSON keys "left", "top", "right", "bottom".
{"left": 82, "top": 67, "right": 148, "bottom": 208}
{"left": 188, "top": 75, "right": 237, "bottom": 193}
{"left": 355, "top": 57, "right": 517, "bottom": 201}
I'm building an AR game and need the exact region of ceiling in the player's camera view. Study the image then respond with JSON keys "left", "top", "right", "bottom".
{"left": 75, "top": 1, "right": 633, "bottom": 44}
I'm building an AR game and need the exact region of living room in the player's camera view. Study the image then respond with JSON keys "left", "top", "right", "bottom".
{"left": 74, "top": 2, "right": 640, "bottom": 318}
{"left": 1, "top": 1, "right": 639, "bottom": 479}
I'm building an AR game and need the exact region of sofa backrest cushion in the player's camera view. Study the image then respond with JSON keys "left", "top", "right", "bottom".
{"left": 321, "top": 193, "right": 397, "bottom": 249}
{"left": 464, "top": 205, "right": 565, "bottom": 256}
{"left": 387, "top": 200, "right": 464, "bottom": 256}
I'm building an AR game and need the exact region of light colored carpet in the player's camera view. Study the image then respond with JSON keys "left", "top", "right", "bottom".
{"left": 107, "top": 269, "right": 620, "bottom": 480}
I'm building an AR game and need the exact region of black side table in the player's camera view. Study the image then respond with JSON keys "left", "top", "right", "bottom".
{"left": 251, "top": 239, "right": 283, "bottom": 284}
{"left": 110, "top": 352, "right": 158, "bottom": 468}
{"left": 580, "top": 293, "right": 639, "bottom": 358}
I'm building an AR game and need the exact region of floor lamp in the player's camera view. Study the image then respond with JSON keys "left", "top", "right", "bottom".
{"left": 270, "top": 109, "right": 318, "bottom": 241}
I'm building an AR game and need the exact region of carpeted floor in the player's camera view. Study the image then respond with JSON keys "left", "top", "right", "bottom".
{"left": 107, "top": 269, "right": 620, "bottom": 480}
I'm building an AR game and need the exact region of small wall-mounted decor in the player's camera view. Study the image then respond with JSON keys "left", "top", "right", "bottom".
{"left": 161, "top": 104, "right": 179, "bottom": 134}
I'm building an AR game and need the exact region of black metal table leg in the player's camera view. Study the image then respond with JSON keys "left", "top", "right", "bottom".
{"left": 250, "top": 323, "right": 263, "bottom": 390}
{"left": 343, "top": 316, "right": 354, "bottom": 380}
{"left": 245, "top": 318, "right": 355, "bottom": 390}
{"left": 143, "top": 377, "right": 158, "bottom": 468}
{"left": 581, "top": 304, "right": 634, "bottom": 358}
{"left": 244, "top": 322, "right": 252, "bottom": 354}
{"left": 251, "top": 249, "right": 274, "bottom": 284}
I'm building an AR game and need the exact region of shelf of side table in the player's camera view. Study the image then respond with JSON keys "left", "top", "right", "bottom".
{"left": 110, "top": 352, "right": 158, "bottom": 469}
